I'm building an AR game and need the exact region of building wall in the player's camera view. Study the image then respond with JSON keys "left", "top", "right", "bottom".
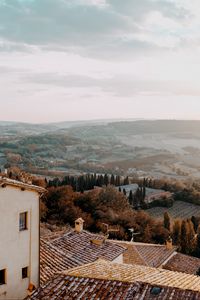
{"left": 112, "top": 254, "right": 123, "bottom": 264}
{"left": 0, "top": 186, "right": 40, "bottom": 300}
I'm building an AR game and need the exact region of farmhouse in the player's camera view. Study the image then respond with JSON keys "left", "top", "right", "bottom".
{"left": 118, "top": 184, "right": 173, "bottom": 204}
{"left": 0, "top": 177, "right": 45, "bottom": 300}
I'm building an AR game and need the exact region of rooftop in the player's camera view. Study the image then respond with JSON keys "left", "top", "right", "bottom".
{"left": 163, "top": 252, "right": 200, "bottom": 275}
{"left": 0, "top": 177, "right": 45, "bottom": 194}
{"left": 112, "top": 240, "right": 200, "bottom": 275}
{"left": 65, "top": 259, "right": 200, "bottom": 292}
{"left": 27, "top": 275, "right": 200, "bottom": 300}
{"left": 50, "top": 230, "right": 125, "bottom": 262}
{"left": 113, "top": 241, "right": 176, "bottom": 268}
{"left": 40, "top": 229, "right": 125, "bottom": 284}
{"left": 40, "top": 239, "right": 79, "bottom": 285}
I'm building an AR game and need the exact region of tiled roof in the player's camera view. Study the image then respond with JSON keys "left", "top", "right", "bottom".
{"left": 112, "top": 240, "right": 200, "bottom": 275}
{"left": 28, "top": 274, "right": 200, "bottom": 300}
{"left": 112, "top": 241, "right": 176, "bottom": 268}
{"left": 114, "top": 241, "right": 147, "bottom": 266}
{"left": 40, "top": 239, "right": 80, "bottom": 285}
{"left": 132, "top": 242, "right": 176, "bottom": 267}
{"left": 50, "top": 230, "right": 125, "bottom": 263}
{"left": 40, "top": 230, "right": 125, "bottom": 284}
{"left": 163, "top": 253, "right": 200, "bottom": 275}
{"left": 0, "top": 177, "right": 45, "bottom": 194}
{"left": 65, "top": 259, "right": 200, "bottom": 292}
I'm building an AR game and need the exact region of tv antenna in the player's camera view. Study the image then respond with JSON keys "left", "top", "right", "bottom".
{"left": 129, "top": 228, "right": 140, "bottom": 242}
{"left": 102, "top": 223, "right": 119, "bottom": 236}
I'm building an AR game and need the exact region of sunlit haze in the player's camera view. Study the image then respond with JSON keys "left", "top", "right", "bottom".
{"left": 1, "top": 0, "right": 200, "bottom": 123}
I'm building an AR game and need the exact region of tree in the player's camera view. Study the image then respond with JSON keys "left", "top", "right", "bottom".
{"left": 128, "top": 190, "right": 133, "bottom": 206}
{"left": 180, "top": 220, "right": 189, "bottom": 254}
{"left": 104, "top": 174, "right": 109, "bottom": 186}
{"left": 191, "top": 216, "right": 199, "bottom": 232}
{"left": 187, "top": 220, "right": 196, "bottom": 255}
{"left": 143, "top": 224, "right": 152, "bottom": 243}
{"left": 172, "top": 219, "right": 182, "bottom": 246}
{"left": 123, "top": 188, "right": 126, "bottom": 196}
{"left": 163, "top": 212, "right": 170, "bottom": 232}
{"left": 110, "top": 174, "right": 115, "bottom": 185}
{"left": 123, "top": 176, "right": 129, "bottom": 185}
{"left": 195, "top": 225, "right": 200, "bottom": 258}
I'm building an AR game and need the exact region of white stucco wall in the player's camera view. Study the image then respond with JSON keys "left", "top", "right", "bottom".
{"left": 112, "top": 253, "right": 123, "bottom": 264}
{"left": 0, "top": 185, "right": 40, "bottom": 300}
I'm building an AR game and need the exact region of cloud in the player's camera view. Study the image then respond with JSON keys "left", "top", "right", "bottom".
{"left": 0, "top": 0, "right": 130, "bottom": 43}
{"left": 0, "top": 0, "right": 192, "bottom": 58}
{"left": 0, "top": 0, "right": 200, "bottom": 122}
{"left": 107, "top": 0, "right": 189, "bottom": 21}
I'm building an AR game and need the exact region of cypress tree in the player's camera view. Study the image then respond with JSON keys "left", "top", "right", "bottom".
{"left": 110, "top": 174, "right": 115, "bottom": 185}
{"left": 163, "top": 212, "right": 171, "bottom": 231}
{"left": 195, "top": 225, "right": 200, "bottom": 258}
{"left": 181, "top": 220, "right": 189, "bottom": 254}
{"left": 172, "top": 219, "right": 182, "bottom": 247}
{"left": 104, "top": 174, "right": 109, "bottom": 186}
{"left": 128, "top": 190, "right": 133, "bottom": 206}
{"left": 187, "top": 219, "right": 196, "bottom": 255}
{"left": 191, "top": 216, "right": 199, "bottom": 232}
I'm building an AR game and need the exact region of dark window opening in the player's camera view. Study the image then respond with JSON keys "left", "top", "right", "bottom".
{"left": 150, "top": 287, "right": 162, "bottom": 295}
{"left": 196, "top": 267, "right": 200, "bottom": 276}
{"left": 0, "top": 269, "right": 6, "bottom": 285}
{"left": 19, "top": 212, "right": 28, "bottom": 231}
{"left": 22, "top": 267, "right": 28, "bottom": 279}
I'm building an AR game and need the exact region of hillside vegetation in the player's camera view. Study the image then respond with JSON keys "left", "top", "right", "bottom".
{"left": 2, "top": 120, "right": 200, "bottom": 179}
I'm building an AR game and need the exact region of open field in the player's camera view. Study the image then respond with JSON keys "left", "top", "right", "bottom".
{"left": 146, "top": 201, "right": 200, "bottom": 220}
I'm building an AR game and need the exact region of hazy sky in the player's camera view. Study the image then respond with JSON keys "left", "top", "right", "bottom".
{"left": 1, "top": 0, "right": 200, "bottom": 123}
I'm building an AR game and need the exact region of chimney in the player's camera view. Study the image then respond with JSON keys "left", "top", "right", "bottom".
{"left": 75, "top": 218, "right": 84, "bottom": 233}
{"left": 166, "top": 236, "right": 173, "bottom": 250}
{"left": 90, "top": 235, "right": 108, "bottom": 246}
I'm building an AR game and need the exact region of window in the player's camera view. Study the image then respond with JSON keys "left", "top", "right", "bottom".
{"left": 22, "top": 267, "right": 28, "bottom": 279}
{"left": 150, "top": 287, "right": 162, "bottom": 295}
{"left": 0, "top": 269, "right": 6, "bottom": 285}
{"left": 19, "top": 212, "right": 28, "bottom": 231}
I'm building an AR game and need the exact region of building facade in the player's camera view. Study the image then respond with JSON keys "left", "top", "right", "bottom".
{"left": 0, "top": 178, "right": 44, "bottom": 300}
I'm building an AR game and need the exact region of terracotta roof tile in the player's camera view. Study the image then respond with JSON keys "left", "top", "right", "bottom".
{"left": 0, "top": 177, "right": 45, "bottom": 194}
{"left": 27, "top": 275, "right": 200, "bottom": 300}
{"left": 133, "top": 243, "right": 176, "bottom": 267}
{"left": 40, "top": 230, "right": 125, "bottom": 285}
{"left": 163, "top": 253, "right": 200, "bottom": 275}
{"left": 40, "top": 239, "right": 80, "bottom": 285}
{"left": 50, "top": 230, "right": 125, "bottom": 263}
{"left": 111, "top": 241, "right": 176, "bottom": 267}
{"left": 65, "top": 259, "right": 200, "bottom": 292}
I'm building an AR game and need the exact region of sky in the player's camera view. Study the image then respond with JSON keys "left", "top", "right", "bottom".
{"left": 1, "top": 0, "right": 200, "bottom": 123}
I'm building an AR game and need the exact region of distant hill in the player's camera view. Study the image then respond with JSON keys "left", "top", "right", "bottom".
{"left": 1, "top": 119, "right": 200, "bottom": 179}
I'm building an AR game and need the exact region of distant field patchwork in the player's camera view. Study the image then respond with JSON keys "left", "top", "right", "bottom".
{"left": 146, "top": 201, "right": 200, "bottom": 219}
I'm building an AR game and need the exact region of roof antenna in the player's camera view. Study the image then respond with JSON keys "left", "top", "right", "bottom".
{"left": 128, "top": 228, "right": 140, "bottom": 242}
{"left": 102, "top": 223, "right": 119, "bottom": 237}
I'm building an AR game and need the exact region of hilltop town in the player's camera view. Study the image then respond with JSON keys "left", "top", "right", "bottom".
{"left": 1, "top": 169, "right": 200, "bottom": 299}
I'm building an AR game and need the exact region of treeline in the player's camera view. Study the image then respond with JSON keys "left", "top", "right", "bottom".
{"left": 132, "top": 177, "right": 200, "bottom": 206}
{"left": 125, "top": 187, "right": 146, "bottom": 209}
{"left": 41, "top": 185, "right": 170, "bottom": 244}
{"left": 164, "top": 212, "right": 200, "bottom": 257}
{"left": 48, "top": 173, "right": 130, "bottom": 192}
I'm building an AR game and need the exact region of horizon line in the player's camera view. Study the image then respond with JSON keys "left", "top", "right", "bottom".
{"left": 1, "top": 117, "right": 200, "bottom": 125}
